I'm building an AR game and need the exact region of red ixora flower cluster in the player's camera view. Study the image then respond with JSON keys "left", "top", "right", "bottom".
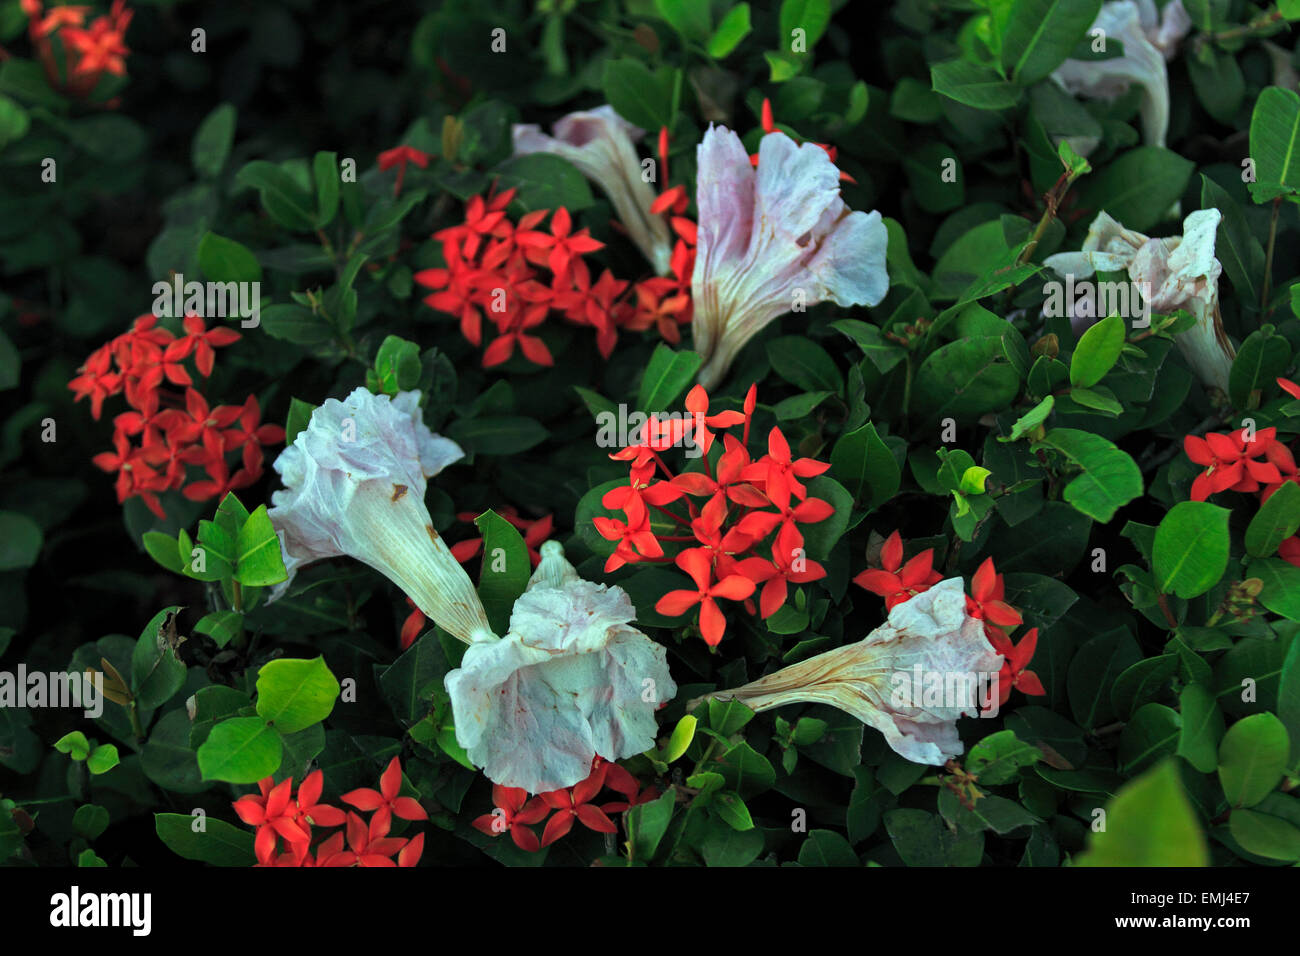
{"left": 1184, "top": 378, "right": 1300, "bottom": 567}
{"left": 415, "top": 173, "right": 696, "bottom": 367}
{"left": 592, "top": 384, "right": 832, "bottom": 646}
{"left": 854, "top": 532, "right": 1045, "bottom": 707}
{"left": 18, "top": 0, "right": 131, "bottom": 99}
{"left": 233, "top": 758, "right": 427, "bottom": 867}
{"left": 69, "top": 314, "right": 284, "bottom": 519}
{"left": 472, "top": 756, "right": 656, "bottom": 853}
{"left": 398, "top": 506, "right": 555, "bottom": 648}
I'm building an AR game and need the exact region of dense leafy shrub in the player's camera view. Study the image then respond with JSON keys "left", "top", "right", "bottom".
{"left": 2, "top": 0, "right": 1300, "bottom": 872}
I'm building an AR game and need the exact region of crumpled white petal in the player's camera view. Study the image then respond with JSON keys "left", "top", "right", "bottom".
{"left": 513, "top": 104, "right": 673, "bottom": 274}
{"left": 691, "top": 579, "right": 1001, "bottom": 765}
{"left": 692, "top": 125, "right": 888, "bottom": 390}
{"left": 1051, "top": 0, "right": 1191, "bottom": 150}
{"left": 1044, "top": 208, "right": 1235, "bottom": 393}
{"left": 267, "top": 387, "right": 495, "bottom": 644}
{"left": 445, "top": 541, "right": 677, "bottom": 793}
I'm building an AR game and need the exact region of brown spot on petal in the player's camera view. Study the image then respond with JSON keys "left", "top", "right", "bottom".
{"left": 392, "top": 483, "right": 408, "bottom": 502}
{"left": 427, "top": 524, "right": 440, "bottom": 543}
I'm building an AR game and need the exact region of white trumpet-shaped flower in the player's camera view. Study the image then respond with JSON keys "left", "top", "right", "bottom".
{"left": 445, "top": 540, "right": 677, "bottom": 794}
{"left": 267, "top": 387, "right": 495, "bottom": 644}
{"left": 691, "top": 125, "right": 889, "bottom": 391}
{"left": 689, "top": 579, "right": 1000, "bottom": 765}
{"left": 513, "top": 105, "right": 674, "bottom": 275}
{"left": 1043, "top": 208, "right": 1235, "bottom": 393}
{"left": 1052, "top": 0, "right": 1191, "bottom": 151}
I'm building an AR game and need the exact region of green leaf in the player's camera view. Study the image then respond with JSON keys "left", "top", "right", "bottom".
{"left": 1247, "top": 86, "right": 1300, "bottom": 203}
{"left": 194, "top": 610, "right": 243, "bottom": 649}
{"left": 830, "top": 422, "right": 899, "bottom": 509}
{"left": 284, "top": 397, "right": 317, "bottom": 444}
{"left": 235, "top": 160, "right": 316, "bottom": 230}
{"left": 234, "top": 505, "right": 287, "bottom": 587}
{"left": 1246, "top": 481, "right": 1300, "bottom": 558}
{"left": 913, "top": 337, "right": 1022, "bottom": 424}
{"left": 930, "top": 60, "right": 1022, "bottom": 111}
{"left": 1232, "top": 325, "right": 1293, "bottom": 410}
{"left": 1001, "top": 0, "right": 1103, "bottom": 86}
{"left": 884, "top": 809, "right": 984, "bottom": 866}
{"left": 142, "top": 531, "right": 184, "bottom": 574}
{"left": 196, "top": 716, "right": 282, "bottom": 784}
{"left": 627, "top": 789, "right": 675, "bottom": 861}
{"left": 492, "top": 153, "right": 594, "bottom": 214}
{"left": 1218, "top": 712, "right": 1289, "bottom": 808}
{"left": 474, "top": 509, "right": 532, "bottom": 636}
{"left": 1074, "top": 759, "right": 1208, "bottom": 865}
{"left": 192, "top": 103, "right": 236, "bottom": 180}
{"left": 716, "top": 741, "right": 775, "bottom": 797}
{"left": 1177, "top": 683, "right": 1224, "bottom": 774}
{"left": 86, "top": 744, "right": 119, "bottom": 775}
{"left": 779, "top": 0, "right": 831, "bottom": 51}
{"left": 54, "top": 731, "right": 91, "bottom": 761}
{"left": 767, "top": 336, "right": 843, "bottom": 393}
{"left": 656, "top": 0, "right": 711, "bottom": 42}
{"left": 999, "top": 396, "right": 1054, "bottom": 442}
{"left": 1117, "top": 703, "right": 1181, "bottom": 774}
{"left": 261, "top": 303, "right": 333, "bottom": 345}
{"left": 1070, "top": 314, "right": 1125, "bottom": 388}
{"left": 1201, "top": 175, "right": 1265, "bottom": 306}
{"left": 0, "top": 94, "right": 30, "bottom": 149}
{"left": 1110, "top": 655, "right": 1178, "bottom": 719}
{"left": 637, "top": 344, "right": 701, "bottom": 414}
{"left": 700, "top": 822, "right": 764, "bottom": 865}
{"left": 714, "top": 790, "right": 754, "bottom": 831}
{"left": 255, "top": 657, "right": 340, "bottom": 734}
{"left": 446, "top": 416, "right": 547, "bottom": 456}
{"left": 797, "top": 828, "right": 859, "bottom": 866}
{"left": 313, "top": 150, "right": 339, "bottom": 227}
{"left": 1031, "top": 428, "right": 1143, "bottom": 523}
{"left": 1078, "top": 147, "right": 1195, "bottom": 232}
{"left": 72, "top": 804, "right": 109, "bottom": 841}
{"left": 0, "top": 512, "right": 42, "bottom": 571}
{"left": 1253, "top": 557, "right": 1300, "bottom": 621}
{"left": 1280, "top": 636, "right": 1300, "bottom": 771}
{"left": 1153, "top": 501, "right": 1231, "bottom": 599}
{"left": 708, "top": 698, "right": 755, "bottom": 737}
{"left": 1228, "top": 808, "right": 1300, "bottom": 861}
{"left": 708, "top": 4, "right": 751, "bottom": 58}
{"left": 155, "top": 813, "right": 256, "bottom": 866}
{"left": 603, "top": 58, "right": 676, "bottom": 131}
{"left": 130, "top": 606, "right": 186, "bottom": 711}
{"left": 664, "top": 715, "right": 697, "bottom": 763}
{"left": 197, "top": 232, "right": 263, "bottom": 284}
{"left": 371, "top": 335, "right": 422, "bottom": 396}
{"left": 965, "top": 730, "right": 1042, "bottom": 785}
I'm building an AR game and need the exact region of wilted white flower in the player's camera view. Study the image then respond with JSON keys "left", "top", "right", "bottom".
{"left": 267, "top": 387, "right": 495, "bottom": 644}
{"left": 513, "top": 105, "right": 674, "bottom": 275}
{"left": 1043, "top": 208, "right": 1235, "bottom": 393}
{"left": 692, "top": 125, "right": 889, "bottom": 391}
{"left": 1052, "top": 0, "right": 1191, "bottom": 151}
{"left": 689, "top": 579, "right": 1001, "bottom": 765}
{"left": 445, "top": 540, "right": 677, "bottom": 793}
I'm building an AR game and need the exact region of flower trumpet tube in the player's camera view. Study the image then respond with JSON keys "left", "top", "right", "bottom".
{"left": 691, "top": 125, "right": 889, "bottom": 391}
{"left": 1043, "top": 208, "right": 1234, "bottom": 394}
{"left": 267, "top": 387, "right": 495, "bottom": 645}
{"left": 1052, "top": 0, "right": 1191, "bottom": 151}
{"left": 688, "top": 579, "right": 1001, "bottom": 765}
{"left": 513, "top": 105, "right": 674, "bottom": 275}
{"left": 445, "top": 540, "right": 677, "bottom": 794}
